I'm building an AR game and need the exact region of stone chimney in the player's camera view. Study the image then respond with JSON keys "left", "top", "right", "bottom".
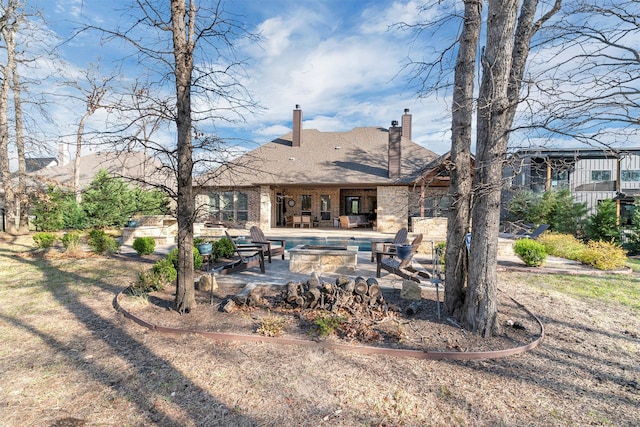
{"left": 388, "top": 120, "right": 402, "bottom": 179}
{"left": 401, "top": 108, "right": 412, "bottom": 141}
{"left": 58, "top": 143, "right": 69, "bottom": 166}
{"left": 292, "top": 104, "right": 302, "bottom": 147}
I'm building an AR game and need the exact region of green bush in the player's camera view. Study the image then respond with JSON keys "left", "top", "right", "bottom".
{"left": 132, "top": 237, "right": 156, "bottom": 256}
{"left": 585, "top": 199, "right": 620, "bottom": 244}
{"left": 513, "top": 239, "right": 547, "bottom": 267}
{"left": 538, "top": 232, "right": 585, "bottom": 261}
{"left": 88, "top": 229, "right": 120, "bottom": 254}
{"left": 130, "top": 270, "right": 165, "bottom": 294}
{"left": 214, "top": 237, "right": 235, "bottom": 259}
{"left": 152, "top": 258, "right": 178, "bottom": 283}
{"left": 313, "top": 314, "right": 346, "bottom": 336}
{"left": 167, "top": 247, "right": 203, "bottom": 270}
{"left": 33, "top": 232, "right": 57, "bottom": 249}
{"left": 580, "top": 241, "right": 627, "bottom": 270}
{"left": 61, "top": 232, "right": 81, "bottom": 253}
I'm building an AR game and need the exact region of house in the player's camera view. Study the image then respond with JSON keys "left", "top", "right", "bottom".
{"left": 506, "top": 147, "right": 640, "bottom": 225}
{"left": 195, "top": 106, "right": 451, "bottom": 233}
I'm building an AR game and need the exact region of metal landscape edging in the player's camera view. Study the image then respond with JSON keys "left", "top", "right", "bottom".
{"left": 114, "top": 290, "right": 545, "bottom": 361}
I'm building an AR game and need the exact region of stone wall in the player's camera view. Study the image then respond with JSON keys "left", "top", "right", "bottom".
{"left": 375, "top": 186, "right": 409, "bottom": 233}
{"left": 411, "top": 217, "right": 447, "bottom": 242}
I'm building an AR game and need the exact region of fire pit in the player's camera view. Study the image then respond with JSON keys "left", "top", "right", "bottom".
{"left": 288, "top": 244, "right": 358, "bottom": 274}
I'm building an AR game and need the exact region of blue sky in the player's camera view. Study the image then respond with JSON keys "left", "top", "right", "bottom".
{"left": 15, "top": 0, "right": 639, "bottom": 164}
{"left": 20, "top": 0, "right": 455, "bottom": 159}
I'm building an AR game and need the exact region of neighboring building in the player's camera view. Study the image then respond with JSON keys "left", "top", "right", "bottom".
{"left": 30, "top": 150, "right": 172, "bottom": 193}
{"left": 506, "top": 147, "right": 640, "bottom": 225}
{"left": 195, "top": 106, "right": 451, "bottom": 233}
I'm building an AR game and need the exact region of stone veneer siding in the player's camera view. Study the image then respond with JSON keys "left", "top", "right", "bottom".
{"left": 376, "top": 186, "right": 409, "bottom": 233}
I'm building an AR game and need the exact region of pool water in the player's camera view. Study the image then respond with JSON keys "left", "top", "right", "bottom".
{"left": 281, "top": 237, "right": 371, "bottom": 251}
{"left": 235, "top": 236, "right": 372, "bottom": 251}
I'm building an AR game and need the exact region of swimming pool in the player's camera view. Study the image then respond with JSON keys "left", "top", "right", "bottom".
{"left": 280, "top": 237, "right": 372, "bottom": 251}
{"left": 235, "top": 236, "right": 372, "bottom": 251}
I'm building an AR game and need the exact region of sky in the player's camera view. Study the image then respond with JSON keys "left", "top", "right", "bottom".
{"left": 12, "top": 0, "right": 640, "bottom": 163}
{"left": 17, "top": 0, "right": 457, "bottom": 161}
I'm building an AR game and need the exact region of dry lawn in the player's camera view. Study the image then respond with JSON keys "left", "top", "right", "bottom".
{"left": 1, "top": 234, "right": 639, "bottom": 427}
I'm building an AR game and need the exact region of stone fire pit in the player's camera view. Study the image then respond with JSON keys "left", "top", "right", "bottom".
{"left": 288, "top": 244, "right": 358, "bottom": 274}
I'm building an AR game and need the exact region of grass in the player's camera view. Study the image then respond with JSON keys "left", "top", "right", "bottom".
{"left": 517, "top": 272, "right": 640, "bottom": 313}
{"left": 2, "top": 234, "right": 639, "bottom": 427}
{"left": 626, "top": 257, "right": 640, "bottom": 272}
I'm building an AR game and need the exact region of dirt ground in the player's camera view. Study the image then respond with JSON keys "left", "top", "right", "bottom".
{"left": 1, "top": 235, "right": 639, "bottom": 426}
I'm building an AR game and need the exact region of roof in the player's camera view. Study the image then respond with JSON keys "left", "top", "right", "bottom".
{"left": 26, "top": 158, "right": 58, "bottom": 173}
{"left": 200, "top": 127, "right": 440, "bottom": 187}
{"left": 30, "top": 151, "right": 173, "bottom": 190}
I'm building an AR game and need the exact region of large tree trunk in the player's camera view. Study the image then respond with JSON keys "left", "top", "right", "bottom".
{"left": 12, "top": 58, "right": 28, "bottom": 233}
{"left": 444, "top": 0, "right": 482, "bottom": 319}
{"left": 0, "top": 2, "right": 17, "bottom": 234}
{"left": 466, "top": 0, "right": 519, "bottom": 337}
{"left": 172, "top": 0, "right": 196, "bottom": 314}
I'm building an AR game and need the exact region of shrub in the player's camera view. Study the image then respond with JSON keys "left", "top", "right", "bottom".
{"left": 167, "top": 247, "right": 203, "bottom": 270}
{"left": 132, "top": 237, "right": 156, "bottom": 256}
{"left": 88, "top": 229, "right": 120, "bottom": 254}
{"left": 538, "top": 232, "right": 585, "bottom": 261}
{"left": 130, "top": 270, "right": 165, "bottom": 294}
{"left": 33, "top": 232, "right": 57, "bottom": 249}
{"left": 513, "top": 239, "right": 547, "bottom": 267}
{"left": 61, "top": 232, "right": 81, "bottom": 254}
{"left": 152, "top": 258, "right": 177, "bottom": 283}
{"left": 585, "top": 199, "right": 620, "bottom": 244}
{"left": 214, "top": 237, "right": 235, "bottom": 259}
{"left": 313, "top": 314, "right": 346, "bottom": 336}
{"left": 580, "top": 241, "right": 627, "bottom": 270}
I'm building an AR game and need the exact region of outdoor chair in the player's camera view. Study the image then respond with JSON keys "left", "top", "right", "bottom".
{"left": 375, "top": 233, "right": 431, "bottom": 283}
{"left": 249, "top": 225, "right": 286, "bottom": 263}
{"left": 217, "top": 231, "right": 265, "bottom": 276}
{"left": 301, "top": 216, "right": 312, "bottom": 228}
{"left": 370, "top": 227, "right": 408, "bottom": 262}
{"left": 522, "top": 224, "right": 550, "bottom": 240}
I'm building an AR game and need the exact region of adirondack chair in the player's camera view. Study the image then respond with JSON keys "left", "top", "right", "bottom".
{"left": 370, "top": 227, "right": 408, "bottom": 262}
{"left": 218, "top": 231, "right": 265, "bottom": 276}
{"left": 375, "top": 233, "right": 431, "bottom": 283}
{"left": 249, "top": 226, "right": 286, "bottom": 263}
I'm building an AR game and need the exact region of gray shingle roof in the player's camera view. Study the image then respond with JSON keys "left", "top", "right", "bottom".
{"left": 202, "top": 127, "right": 440, "bottom": 187}
{"left": 30, "top": 151, "right": 172, "bottom": 190}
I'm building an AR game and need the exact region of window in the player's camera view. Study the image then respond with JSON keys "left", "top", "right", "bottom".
{"left": 621, "top": 170, "right": 640, "bottom": 182}
{"left": 209, "top": 191, "right": 249, "bottom": 221}
{"left": 320, "top": 195, "right": 331, "bottom": 220}
{"left": 301, "top": 195, "right": 312, "bottom": 215}
{"left": 591, "top": 170, "right": 611, "bottom": 181}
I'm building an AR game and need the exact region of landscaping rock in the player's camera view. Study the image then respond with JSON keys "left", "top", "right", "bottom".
{"left": 400, "top": 280, "right": 421, "bottom": 300}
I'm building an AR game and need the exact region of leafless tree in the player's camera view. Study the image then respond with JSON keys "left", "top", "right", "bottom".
{"left": 0, "top": 0, "right": 20, "bottom": 234}
{"left": 521, "top": 0, "right": 640, "bottom": 146}
{"left": 80, "top": 0, "right": 260, "bottom": 313}
{"left": 402, "top": 0, "right": 561, "bottom": 335}
{"left": 67, "top": 68, "right": 113, "bottom": 202}
{"left": 443, "top": 0, "right": 481, "bottom": 319}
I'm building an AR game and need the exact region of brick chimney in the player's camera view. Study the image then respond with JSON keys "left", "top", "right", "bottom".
{"left": 401, "top": 108, "right": 412, "bottom": 141}
{"left": 388, "top": 120, "right": 402, "bottom": 179}
{"left": 292, "top": 104, "right": 302, "bottom": 147}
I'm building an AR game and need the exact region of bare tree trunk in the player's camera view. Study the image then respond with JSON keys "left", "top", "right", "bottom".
{"left": 12, "top": 58, "right": 28, "bottom": 233}
{"left": 171, "top": 0, "right": 196, "bottom": 314}
{"left": 466, "top": 0, "right": 519, "bottom": 337}
{"left": 0, "top": 0, "right": 18, "bottom": 234}
{"left": 444, "top": 0, "right": 482, "bottom": 319}
{"left": 74, "top": 112, "right": 90, "bottom": 203}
